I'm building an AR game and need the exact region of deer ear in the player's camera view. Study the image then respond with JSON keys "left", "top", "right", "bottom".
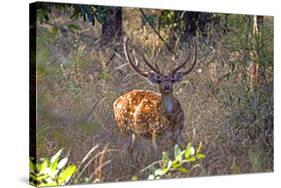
{"left": 147, "top": 72, "right": 160, "bottom": 84}
{"left": 173, "top": 72, "right": 184, "bottom": 82}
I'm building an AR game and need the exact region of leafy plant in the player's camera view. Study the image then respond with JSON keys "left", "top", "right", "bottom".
{"left": 159, "top": 10, "right": 183, "bottom": 30}
{"left": 147, "top": 142, "right": 206, "bottom": 180}
{"left": 29, "top": 149, "right": 77, "bottom": 187}
{"left": 36, "top": 3, "right": 120, "bottom": 27}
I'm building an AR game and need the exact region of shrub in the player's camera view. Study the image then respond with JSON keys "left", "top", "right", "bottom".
{"left": 137, "top": 142, "right": 206, "bottom": 180}
{"left": 29, "top": 149, "right": 76, "bottom": 187}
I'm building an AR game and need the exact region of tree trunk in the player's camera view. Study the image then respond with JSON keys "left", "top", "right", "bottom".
{"left": 101, "top": 7, "right": 122, "bottom": 45}
{"left": 182, "top": 12, "right": 211, "bottom": 41}
{"left": 250, "top": 15, "right": 265, "bottom": 120}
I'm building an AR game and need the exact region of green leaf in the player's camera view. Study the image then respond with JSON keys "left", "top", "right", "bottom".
{"left": 196, "top": 153, "right": 206, "bottom": 159}
{"left": 184, "top": 143, "right": 192, "bottom": 159}
{"left": 174, "top": 144, "right": 182, "bottom": 162}
{"left": 34, "top": 173, "right": 50, "bottom": 181}
{"left": 50, "top": 149, "right": 63, "bottom": 170}
{"left": 196, "top": 142, "right": 203, "bottom": 153}
{"left": 48, "top": 169, "right": 59, "bottom": 178}
{"left": 51, "top": 149, "right": 63, "bottom": 164}
{"left": 161, "top": 168, "right": 169, "bottom": 175}
{"left": 50, "top": 160, "right": 59, "bottom": 171}
{"left": 58, "top": 164, "right": 76, "bottom": 184}
{"left": 186, "top": 156, "right": 197, "bottom": 162}
{"left": 172, "top": 161, "right": 182, "bottom": 168}
{"left": 167, "top": 160, "right": 173, "bottom": 169}
{"left": 176, "top": 167, "right": 189, "bottom": 173}
{"left": 36, "top": 159, "right": 49, "bottom": 172}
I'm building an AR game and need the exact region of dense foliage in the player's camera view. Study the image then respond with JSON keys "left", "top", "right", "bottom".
{"left": 146, "top": 143, "right": 205, "bottom": 180}
{"left": 29, "top": 149, "right": 76, "bottom": 187}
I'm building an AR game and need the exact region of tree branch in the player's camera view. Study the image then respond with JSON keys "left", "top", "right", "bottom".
{"left": 139, "top": 8, "right": 178, "bottom": 59}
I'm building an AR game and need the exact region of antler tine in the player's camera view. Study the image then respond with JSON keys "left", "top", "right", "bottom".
{"left": 123, "top": 37, "right": 149, "bottom": 77}
{"left": 171, "top": 52, "right": 189, "bottom": 75}
{"left": 154, "top": 49, "right": 161, "bottom": 72}
{"left": 182, "top": 41, "right": 197, "bottom": 75}
{"left": 139, "top": 51, "right": 160, "bottom": 74}
{"left": 132, "top": 50, "right": 139, "bottom": 66}
{"left": 154, "top": 61, "right": 160, "bottom": 72}
{"left": 172, "top": 55, "right": 177, "bottom": 64}
{"left": 132, "top": 49, "right": 160, "bottom": 74}
{"left": 172, "top": 41, "right": 197, "bottom": 75}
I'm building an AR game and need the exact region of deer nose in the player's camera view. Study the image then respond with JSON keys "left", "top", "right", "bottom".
{"left": 164, "top": 85, "right": 170, "bottom": 90}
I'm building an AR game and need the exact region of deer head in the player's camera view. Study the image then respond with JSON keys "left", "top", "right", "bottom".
{"left": 123, "top": 37, "right": 197, "bottom": 113}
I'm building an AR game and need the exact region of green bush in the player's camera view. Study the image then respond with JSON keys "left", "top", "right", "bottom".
{"left": 146, "top": 143, "right": 206, "bottom": 180}
{"left": 29, "top": 149, "right": 77, "bottom": 187}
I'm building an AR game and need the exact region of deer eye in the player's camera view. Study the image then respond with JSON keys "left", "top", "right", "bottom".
{"left": 171, "top": 77, "right": 176, "bottom": 83}
{"left": 154, "top": 76, "right": 161, "bottom": 83}
{"left": 156, "top": 78, "right": 162, "bottom": 83}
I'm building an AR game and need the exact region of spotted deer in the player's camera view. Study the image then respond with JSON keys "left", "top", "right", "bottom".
{"left": 113, "top": 37, "right": 197, "bottom": 152}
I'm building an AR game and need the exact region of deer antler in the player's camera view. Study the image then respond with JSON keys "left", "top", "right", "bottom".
{"left": 172, "top": 41, "right": 197, "bottom": 75}
{"left": 124, "top": 37, "right": 149, "bottom": 77}
{"left": 123, "top": 37, "right": 160, "bottom": 76}
{"left": 139, "top": 53, "right": 160, "bottom": 74}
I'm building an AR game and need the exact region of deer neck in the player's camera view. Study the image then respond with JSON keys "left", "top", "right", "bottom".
{"left": 161, "top": 92, "right": 175, "bottom": 114}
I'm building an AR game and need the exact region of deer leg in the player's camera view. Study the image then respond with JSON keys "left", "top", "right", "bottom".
{"left": 171, "top": 127, "right": 182, "bottom": 148}
{"left": 152, "top": 130, "right": 158, "bottom": 151}
{"left": 128, "top": 133, "right": 136, "bottom": 153}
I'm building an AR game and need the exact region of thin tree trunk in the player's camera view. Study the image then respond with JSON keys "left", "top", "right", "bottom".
{"left": 250, "top": 15, "right": 264, "bottom": 120}
{"left": 182, "top": 12, "right": 211, "bottom": 41}
{"left": 101, "top": 7, "right": 122, "bottom": 45}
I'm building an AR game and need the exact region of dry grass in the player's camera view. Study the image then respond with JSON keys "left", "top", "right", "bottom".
{"left": 35, "top": 8, "right": 273, "bottom": 184}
